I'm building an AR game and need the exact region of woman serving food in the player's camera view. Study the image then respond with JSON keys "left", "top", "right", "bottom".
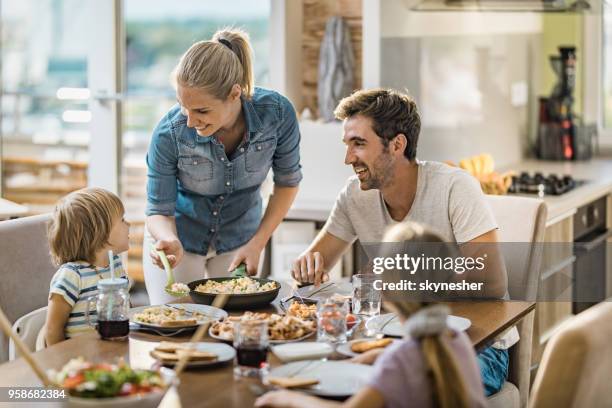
{"left": 144, "top": 28, "right": 302, "bottom": 304}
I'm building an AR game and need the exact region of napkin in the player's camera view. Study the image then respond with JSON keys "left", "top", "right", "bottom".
{"left": 271, "top": 342, "right": 333, "bottom": 362}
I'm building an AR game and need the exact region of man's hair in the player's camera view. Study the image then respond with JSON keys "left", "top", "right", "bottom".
{"left": 334, "top": 88, "right": 421, "bottom": 160}
{"left": 48, "top": 187, "right": 124, "bottom": 265}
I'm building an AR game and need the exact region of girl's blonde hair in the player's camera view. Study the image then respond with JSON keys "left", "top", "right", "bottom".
{"left": 382, "top": 221, "right": 471, "bottom": 408}
{"left": 48, "top": 187, "right": 124, "bottom": 265}
{"left": 173, "top": 27, "right": 254, "bottom": 100}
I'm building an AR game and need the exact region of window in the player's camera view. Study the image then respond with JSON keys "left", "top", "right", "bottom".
{"left": 1, "top": 0, "right": 95, "bottom": 209}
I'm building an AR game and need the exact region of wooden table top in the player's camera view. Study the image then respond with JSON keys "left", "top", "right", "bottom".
{"left": 0, "top": 298, "right": 534, "bottom": 408}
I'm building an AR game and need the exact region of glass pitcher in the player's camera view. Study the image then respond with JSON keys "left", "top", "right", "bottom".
{"left": 85, "top": 278, "right": 130, "bottom": 341}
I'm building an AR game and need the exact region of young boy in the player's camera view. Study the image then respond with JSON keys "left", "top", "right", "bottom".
{"left": 44, "top": 187, "right": 130, "bottom": 345}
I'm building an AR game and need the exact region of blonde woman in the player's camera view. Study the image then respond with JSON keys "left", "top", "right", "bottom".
{"left": 144, "top": 28, "right": 302, "bottom": 304}
{"left": 255, "top": 222, "right": 487, "bottom": 408}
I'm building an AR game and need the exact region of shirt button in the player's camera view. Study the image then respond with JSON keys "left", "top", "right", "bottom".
{"left": 220, "top": 157, "right": 225, "bottom": 161}
{"left": 213, "top": 211, "right": 218, "bottom": 216}
{"left": 240, "top": 147, "right": 245, "bottom": 152}
{"left": 225, "top": 181, "right": 230, "bottom": 186}
{"left": 227, "top": 163, "right": 231, "bottom": 167}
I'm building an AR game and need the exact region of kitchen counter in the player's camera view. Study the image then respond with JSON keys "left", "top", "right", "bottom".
{"left": 287, "top": 158, "right": 612, "bottom": 225}
{"left": 503, "top": 158, "right": 612, "bottom": 223}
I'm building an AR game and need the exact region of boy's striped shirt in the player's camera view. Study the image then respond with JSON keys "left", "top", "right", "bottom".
{"left": 49, "top": 255, "right": 128, "bottom": 339}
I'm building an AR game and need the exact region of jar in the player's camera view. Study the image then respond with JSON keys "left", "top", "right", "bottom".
{"left": 85, "top": 278, "right": 130, "bottom": 341}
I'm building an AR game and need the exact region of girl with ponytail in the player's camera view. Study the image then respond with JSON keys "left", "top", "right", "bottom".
{"left": 144, "top": 28, "right": 302, "bottom": 304}
{"left": 255, "top": 222, "right": 486, "bottom": 408}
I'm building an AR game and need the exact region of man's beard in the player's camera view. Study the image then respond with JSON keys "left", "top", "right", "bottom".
{"left": 358, "top": 151, "right": 394, "bottom": 190}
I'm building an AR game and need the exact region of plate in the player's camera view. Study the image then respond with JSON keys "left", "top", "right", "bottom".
{"left": 188, "top": 277, "right": 281, "bottom": 310}
{"left": 267, "top": 360, "right": 374, "bottom": 397}
{"left": 208, "top": 324, "right": 315, "bottom": 344}
{"left": 336, "top": 338, "right": 400, "bottom": 358}
{"left": 129, "top": 304, "right": 228, "bottom": 332}
{"left": 365, "top": 313, "right": 471, "bottom": 337}
{"left": 150, "top": 342, "right": 236, "bottom": 368}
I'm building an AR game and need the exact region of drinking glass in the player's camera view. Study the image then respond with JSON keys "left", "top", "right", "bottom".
{"left": 317, "top": 296, "right": 348, "bottom": 345}
{"left": 352, "top": 274, "right": 381, "bottom": 317}
{"left": 233, "top": 319, "right": 269, "bottom": 379}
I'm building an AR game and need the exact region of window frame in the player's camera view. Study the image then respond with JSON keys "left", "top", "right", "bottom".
{"left": 584, "top": 2, "right": 612, "bottom": 148}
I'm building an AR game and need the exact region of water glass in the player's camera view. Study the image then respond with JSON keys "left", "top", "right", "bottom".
{"left": 317, "top": 297, "right": 348, "bottom": 344}
{"left": 233, "top": 319, "right": 269, "bottom": 379}
{"left": 352, "top": 274, "right": 381, "bottom": 317}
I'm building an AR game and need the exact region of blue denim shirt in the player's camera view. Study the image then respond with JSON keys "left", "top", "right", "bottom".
{"left": 146, "top": 87, "right": 302, "bottom": 255}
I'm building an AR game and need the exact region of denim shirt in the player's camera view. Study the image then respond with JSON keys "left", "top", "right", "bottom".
{"left": 146, "top": 87, "right": 302, "bottom": 255}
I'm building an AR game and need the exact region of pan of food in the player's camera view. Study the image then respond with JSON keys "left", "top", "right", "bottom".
{"left": 188, "top": 276, "right": 281, "bottom": 310}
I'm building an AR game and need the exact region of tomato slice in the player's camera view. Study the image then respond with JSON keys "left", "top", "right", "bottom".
{"left": 63, "top": 373, "right": 85, "bottom": 389}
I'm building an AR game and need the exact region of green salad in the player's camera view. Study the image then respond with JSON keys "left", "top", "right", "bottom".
{"left": 49, "top": 357, "right": 165, "bottom": 398}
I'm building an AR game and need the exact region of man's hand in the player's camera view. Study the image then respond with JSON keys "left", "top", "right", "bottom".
{"left": 151, "top": 237, "right": 184, "bottom": 269}
{"left": 227, "top": 241, "right": 263, "bottom": 276}
{"left": 291, "top": 252, "right": 328, "bottom": 286}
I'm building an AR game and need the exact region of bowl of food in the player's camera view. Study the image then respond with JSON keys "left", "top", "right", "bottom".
{"left": 188, "top": 277, "right": 280, "bottom": 310}
{"left": 49, "top": 357, "right": 175, "bottom": 408}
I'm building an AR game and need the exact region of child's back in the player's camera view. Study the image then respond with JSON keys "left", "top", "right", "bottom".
{"left": 368, "top": 330, "right": 487, "bottom": 408}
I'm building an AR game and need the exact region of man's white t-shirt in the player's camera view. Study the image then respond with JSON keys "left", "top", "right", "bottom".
{"left": 322, "top": 160, "right": 518, "bottom": 349}
{"left": 323, "top": 160, "right": 497, "bottom": 244}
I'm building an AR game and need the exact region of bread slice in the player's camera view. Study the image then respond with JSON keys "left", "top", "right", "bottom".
{"left": 350, "top": 338, "right": 393, "bottom": 353}
{"left": 155, "top": 341, "right": 188, "bottom": 352}
{"left": 158, "top": 319, "right": 197, "bottom": 327}
{"left": 150, "top": 348, "right": 217, "bottom": 362}
{"left": 267, "top": 376, "right": 319, "bottom": 389}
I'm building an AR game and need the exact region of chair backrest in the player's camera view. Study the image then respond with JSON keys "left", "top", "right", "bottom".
{"left": 530, "top": 301, "right": 612, "bottom": 408}
{"left": 0, "top": 214, "right": 56, "bottom": 363}
{"left": 9, "top": 306, "right": 47, "bottom": 360}
{"left": 486, "top": 195, "right": 548, "bottom": 300}
{"left": 486, "top": 195, "right": 547, "bottom": 408}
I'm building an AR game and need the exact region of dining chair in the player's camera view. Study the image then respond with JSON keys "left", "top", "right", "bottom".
{"left": 485, "top": 195, "right": 547, "bottom": 408}
{"left": 9, "top": 306, "right": 47, "bottom": 360}
{"left": 529, "top": 300, "right": 612, "bottom": 408}
{"left": 0, "top": 214, "right": 56, "bottom": 363}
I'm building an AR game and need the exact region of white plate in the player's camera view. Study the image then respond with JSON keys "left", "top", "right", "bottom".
{"left": 208, "top": 324, "right": 315, "bottom": 344}
{"left": 151, "top": 342, "right": 236, "bottom": 368}
{"left": 129, "top": 304, "right": 228, "bottom": 332}
{"left": 267, "top": 360, "right": 374, "bottom": 397}
{"left": 365, "top": 313, "right": 471, "bottom": 337}
{"left": 336, "top": 338, "right": 400, "bottom": 358}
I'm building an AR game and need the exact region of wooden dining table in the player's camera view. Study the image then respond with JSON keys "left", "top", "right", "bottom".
{"left": 0, "top": 283, "right": 534, "bottom": 408}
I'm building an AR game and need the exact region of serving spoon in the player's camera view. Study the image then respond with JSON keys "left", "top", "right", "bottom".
{"left": 153, "top": 246, "right": 190, "bottom": 298}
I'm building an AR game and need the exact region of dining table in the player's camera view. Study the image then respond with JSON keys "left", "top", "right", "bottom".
{"left": 0, "top": 281, "right": 535, "bottom": 407}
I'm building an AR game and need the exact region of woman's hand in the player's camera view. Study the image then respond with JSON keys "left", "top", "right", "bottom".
{"left": 349, "top": 348, "right": 385, "bottom": 365}
{"left": 227, "top": 240, "right": 263, "bottom": 276}
{"left": 151, "top": 237, "right": 184, "bottom": 269}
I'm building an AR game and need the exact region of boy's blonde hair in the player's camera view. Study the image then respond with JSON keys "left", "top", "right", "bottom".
{"left": 48, "top": 187, "right": 124, "bottom": 265}
{"left": 173, "top": 27, "right": 254, "bottom": 100}
{"left": 382, "top": 221, "right": 471, "bottom": 408}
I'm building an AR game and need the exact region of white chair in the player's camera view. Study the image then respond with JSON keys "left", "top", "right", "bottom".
{"left": 8, "top": 306, "right": 47, "bottom": 360}
{"left": 0, "top": 214, "right": 56, "bottom": 362}
{"left": 486, "top": 195, "right": 547, "bottom": 408}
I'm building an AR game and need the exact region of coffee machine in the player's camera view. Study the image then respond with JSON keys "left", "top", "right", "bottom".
{"left": 537, "top": 46, "right": 594, "bottom": 161}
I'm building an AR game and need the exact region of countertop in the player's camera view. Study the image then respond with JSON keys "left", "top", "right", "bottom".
{"left": 502, "top": 158, "right": 612, "bottom": 223}
{"left": 287, "top": 158, "right": 612, "bottom": 224}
